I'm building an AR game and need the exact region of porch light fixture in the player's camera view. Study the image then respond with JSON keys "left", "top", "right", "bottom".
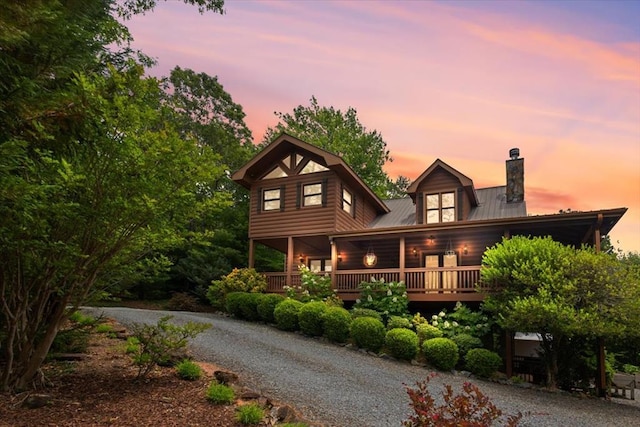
{"left": 463, "top": 245, "right": 468, "bottom": 255}
{"left": 412, "top": 248, "right": 418, "bottom": 257}
{"left": 363, "top": 244, "right": 377, "bottom": 268}
{"left": 299, "top": 254, "right": 304, "bottom": 264}
{"left": 427, "top": 235, "right": 435, "bottom": 245}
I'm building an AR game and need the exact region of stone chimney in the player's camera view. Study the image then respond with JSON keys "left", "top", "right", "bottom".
{"left": 506, "top": 148, "right": 524, "bottom": 203}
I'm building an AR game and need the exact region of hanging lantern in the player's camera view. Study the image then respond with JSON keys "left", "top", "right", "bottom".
{"left": 363, "top": 244, "right": 377, "bottom": 267}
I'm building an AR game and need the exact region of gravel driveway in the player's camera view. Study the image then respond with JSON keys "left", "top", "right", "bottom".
{"left": 85, "top": 307, "right": 640, "bottom": 427}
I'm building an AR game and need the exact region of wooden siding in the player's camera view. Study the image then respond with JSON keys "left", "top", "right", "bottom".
{"left": 250, "top": 171, "right": 336, "bottom": 238}
{"left": 335, "top": 179, "right": 380, "bottom": 232}
{"left": 415, "top": 167, "right": 471, "bottom": 222}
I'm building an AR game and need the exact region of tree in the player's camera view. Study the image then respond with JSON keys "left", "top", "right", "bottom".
{"left": 0, "top": 0, "right": 225, "bottom": 391}
{"left": 263, "top": 96, "right": 401, "bottom": 198}
{"left": 481, "top": 236, "right": 640, "bottom": 389}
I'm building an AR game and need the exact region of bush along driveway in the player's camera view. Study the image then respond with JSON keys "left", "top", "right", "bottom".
{"left": 86, "top": 307, "right": 640, "bottom": 427}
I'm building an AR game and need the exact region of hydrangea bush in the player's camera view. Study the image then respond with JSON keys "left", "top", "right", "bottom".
{"left": 353, "top": 277, "right": 409, "bottom": 319}
{"left": 283, "top": 264, "right": 340, "bottom": 305}
{"left": 430, "top": 302, "right": 492, "bottom": 339}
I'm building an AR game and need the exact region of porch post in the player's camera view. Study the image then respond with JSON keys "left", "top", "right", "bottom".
{"left": 505, "top": 331, "right": 513, "bottom": 378}
{"left": 330, "top": 238, "right": 337, "bottom": 286}
{"left": 399, "top": 237, "right": 406, "bottom": 283}
{"left": 594, "top": 214, "right": 606, "bottom": 397}
{"left": 248, "top": 238, "right": 255, "bottom": 268}
{"left": 286, "top": 236, "right": 294, "bottom": 286}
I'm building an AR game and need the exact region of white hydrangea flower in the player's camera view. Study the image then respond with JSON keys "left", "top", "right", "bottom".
{"left": 432, "top": 315, "right": 438, "bottom": 321}
{"left": 387, "top": 289, "right": 392, "bottom": 296}
{"left": 444, "top": 321, "right": 450, "bottom": 328}
{"left": 439, "top": 311, "right": 446, "bottom": 317}
{"left": 432, "top": 321, "right": 438, "bottom": 326}
{"left": 367, "top": 295, "right": 373, "bottom": 302}
{"left": 392, "top": 297, "right": 397, "bottom": 302}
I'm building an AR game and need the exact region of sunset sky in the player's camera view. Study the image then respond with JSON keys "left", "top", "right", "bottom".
{"left": 127, "top": 0, "right": 640, "bottom": 253}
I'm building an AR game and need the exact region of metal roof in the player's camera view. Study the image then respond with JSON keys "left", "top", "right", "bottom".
{"left": 368, "top": 186, "right": 527, "bottom": 228}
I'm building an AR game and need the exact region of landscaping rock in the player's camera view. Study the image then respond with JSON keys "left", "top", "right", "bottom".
{"left": 23, "top": 394, "right": 52, "bottom": 409}
{"left": 214, "top": 370, "right": 238, "bottom": 385}
{"left": 275, "top": 404, "right": 297, "bottom": 423}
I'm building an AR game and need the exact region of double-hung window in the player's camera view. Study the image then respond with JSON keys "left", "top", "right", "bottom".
{"left": 262, "top": 188, "right": 281, "bottom": 211}
{"left": 303, "top": 183, "right": 322, "bottom": 206}
{"left": 342, "top": 188, "right": 353, "bottom": 215}
{"left": 426, "top": 192, "right": 455, "bottom": 223}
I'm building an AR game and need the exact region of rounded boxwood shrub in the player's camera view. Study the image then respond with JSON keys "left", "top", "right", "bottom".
{"left": 175, "top": 359, "right": 203, "bottom": 380}
{"left": 422, "top": 337, "right": 459, "bottom": 371}
{"left": 350, "top": 316, "right": 386, "bottom": 352}
{"left": 385, "top": 328, "right": 419, "bottom": 361}
{"left": 225, "top": 292, "right": 246, "bottom": 317}
{"left": 274, "top": 299, "right": 304, "bottom": 331}
{"left": 322, "top": 306, "right": 352, "bottom": 343}
{"left": 298, "top": 301, "right": 327, "bottom": 336}
{"left": 206, "top": 382, "right": 235, "bottom": 404}
{"left": 451, "top": 333, "right": 483, "bottom": 360}
{"left": 238, "top": 292, "right": 262, "bottom": 321}
{"left": 386, "top": 316, "right": 413, "bottom": 331}
{"left": 416, "top": 323, "right": 443, "bottom": 344}
{"left": 350, "top": 308, "right": 383, "bottom": 323}
{"left": 465, "top": 348, "right": 503, "bottom": 378}
{"left": 257, "top": 293, "right": 285, "bottom": 323}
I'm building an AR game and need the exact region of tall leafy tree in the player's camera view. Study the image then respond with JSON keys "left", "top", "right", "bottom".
{"left": 0, "top": 0, "right": 225, "bottom": 391}
{"left": 263, "top": 96, "right": 403, "bottom": 198}
{"left": 481, "top": 236, "right": 640, "bottom": 389}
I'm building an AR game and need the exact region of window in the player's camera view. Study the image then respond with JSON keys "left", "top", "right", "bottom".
{"left": 262, "top": 166, "right": 288, "bottom": 179}
{"left": 425, "top": 192, "right": 455, "bottom": 223}
{"left": 263, "top": 188, "right": 281, "bottom": 211}
{"left": 303, "top": 183, "right": 322, "bottom": 206}
{"left": 342, "top": 188, "right": 353, "bottom": 214}
{"left": 300, "top": 160, "right": 329, "bottom": 174}
{"left": 309, "top": 259, "right": 332, "bottom": 272}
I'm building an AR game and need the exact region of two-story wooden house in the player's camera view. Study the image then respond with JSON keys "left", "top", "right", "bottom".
{"left": 232, "top": 134, "right": 627, "bottom": 303}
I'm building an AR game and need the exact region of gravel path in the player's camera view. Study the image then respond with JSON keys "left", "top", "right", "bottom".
{"left": 85, "top": 307, "right": 640, "bottom": 427}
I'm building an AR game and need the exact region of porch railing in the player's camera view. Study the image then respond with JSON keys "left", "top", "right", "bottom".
{"left": 264, "top": 266, "right": 485, "bottom": 296}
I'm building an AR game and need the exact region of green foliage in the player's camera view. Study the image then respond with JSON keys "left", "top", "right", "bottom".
{"left": 238, "top": 293, "right": 262, "bottom": 321}
{"left": 623, "top": 364, "right": 640, "bottom": 374}
{"left": 284, "top": 264, "right": 336, "bottom": 303}
{"left": 263, "top": 96, "right": 397, "bottom": 198}
{"left": 350, "top": 316, "right": 386, "bottom": 353}
{"left": 68, "top": 311, "right": 97, "bottom": 327}
{"left": 166, "top": 292, "right": 200, "bottom": 312}
{"left": 225, "top": 292, "right": 246, "bottom": 317}
{"left": 354, "top": 278, "right": 409, "bottom": 319}
{"left": 322, "top": 306, "right": 352, "bottom": 343}
{"left": 274, "top": 299, "right": 304, "bottom": 331}
{"left": 298, "top": 301, "right": 327, "bottom": 337}
{"left": 207, "top": 268, "right": 267, "bottom": 310}
{"left": 416, "top": 324, "right": 443, "bottom": 345}
{"left": 129, "top": 315, "right": 211, "bottom": 379}
{"left": 450, "top": 334, "right": 483, "bottom": 360}
{"left": 50, "top": 329, "right": 90, "bottom": 354}
{"left": 387, "top": 316, "right": 413, "bottom": 331}
{"left": 403, "top": 374, "right": 522, "bottom": 427}
{"left": 465, "top": 349, "right": 503, "bottom": 378}
{"left": 125, "top": 337, "right": 140, "bottom": 354}
{"left": 385, "top": 328, "right": 419, "bottom": 361}
{"left": 95, "top": 324, "right": 114, "bottom": 334}
{"left": 206, "top": 382, "right": 235, "bottom": 404}
{"left": 481, "top": 236, "right": 640, "bottom": 388}
{"left": 175, "top": 359, "right": 203, "bottom": 381}
{"left": 429, "top": 303, "right": 491, "bottom": 339}
{"left": 236, "top": 403, "right": 264, "bottom": 425}
{"left": 350, "top": 308, "right": 383, "bottom": 323}
{"left": 422, "top": 338, "right": 459, "bottom": 372}
{"left": 256, "top": 293, "right": 285, "bottom": 323}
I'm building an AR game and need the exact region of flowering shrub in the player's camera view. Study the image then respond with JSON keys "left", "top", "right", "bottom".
{"left": 207, "top": 268, "right": 267, "bottom": 310}
{"left": 403, "top": 374, "right": 522, "bottom": 426}
{"left": 284, "top": 264, "right": 340, "bottom": 304}
{"left": 430, "top": 302, "right": 492, "bottom": 339}
{"left": 354, "top": 277, "right": 409, "bottom": 319}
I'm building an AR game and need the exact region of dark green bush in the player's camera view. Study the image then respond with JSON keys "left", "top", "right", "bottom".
{"left": 323, "top": 306, "right": 352, "bottom": 343}
{"left": 386, "top": 315, "right": 413, "bottom": 330}
{"left": 257, "top": 293, "right": 285, "bottom": 323}
{"left": 207, "top": 268, "right": 267, "bottom": 310}
{"left": 451, "top": 333, "right": 483, "bottom": 360}
{"left": 206, "top": 382, "right": 235, "bottom": 404}
{"left": 274, "top": 299, "right": 304, "bottom": 331}
{"left": 385, "top": 328, "right": 419, "bottom": 361}
{"left": 225, "top": 292, "right": 246, "bottom": 317}
{"left": 238, "top": 292, "right": 262, "bottom": 321}
{"left": 350, "top": 308, "right": 383, "bottom": 323}
{"left": 350, "top": 316, "right": 386, "bottom": 352}
{"left": 416, "top": 323, "right": 443, "bottom": 344}
{"left": 176, "top": 359, "right": 203, "bottom": 380}
{"left": 465, "top": 348, "right": 503, "bottom": 378}
{"left": 422, "top": 337, "right": 459, "bottom": 371}
{"left": 298, "top": 301, "right": 327, "bottom": 336}
{"left": 51, "top": 329, "right": 90, "bottom": 354}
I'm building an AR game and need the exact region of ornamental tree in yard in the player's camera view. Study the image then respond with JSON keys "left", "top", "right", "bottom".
{"left": 0, "top": 0, "right": 225, "bottom": 391}
{"left": 481, "top": 236, "right": 640, "bottom": 389}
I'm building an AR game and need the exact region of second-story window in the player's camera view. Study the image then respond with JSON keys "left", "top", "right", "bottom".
{"left": 263, "top": 188, "right": 281, "bottom": 211}
{"left": 342, "top": 188, "right": 353, "bottom": 214}
{"left": 426, "top": 192, "right": 455, "bottom": 223}
{"left": 303, "top": 183, "right": 322, "bottom": 206}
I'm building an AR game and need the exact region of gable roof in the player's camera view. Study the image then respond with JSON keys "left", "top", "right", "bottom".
{"left": 406, "top": 159, "right": 479, "bottom": 206}
{"left": 231, "top": 133, "right": 389, "bottom": 214}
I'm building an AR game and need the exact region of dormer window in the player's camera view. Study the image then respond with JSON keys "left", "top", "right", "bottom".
{"left": 342, "top": 188, "right": 353, "bottom": 215}
{"left": 300, "top": 160, "right": 329, "bottom": 174}
{"left": 303, "top": 183, "right": 323, "bottom": 206}
{"left": 426, "top": 192, "right": 455, "bottom": 223}
{"left": 263, "top": 188, "right": 282, "bottom": 211}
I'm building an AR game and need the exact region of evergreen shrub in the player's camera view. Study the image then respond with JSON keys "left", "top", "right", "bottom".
{"left": 350, "top": 308, "right": 383, "bottom": 323}
{"left": 257, "top": 293, "right": 285, "bottom": 323}
{"left": 298, "top": 301, "right": 327, "bottom": 336}
{"left": 386, "top": 315, "right": 413, "bottom": 330}
{"left": 323, "top": 306, "right": 352, "bottom": 343}
{"left": 451, "top": 333, "right": 483, "bottom": 360}
{"left": 465, "top": 348, "right": 503, "bottom": 378}
{"left": 206, "top": 382, "right": 235, "bottom": 404}
{"left": 225, "top": 292, "right": 246, "bottom": 317}
{"left": 422, "top": 337, "right": 459, "bottom": 371}
{"left": 416, "top": 323, "right": 443, "bottom": 344}
{"left": 385, "top": 328, "right": 419, "bottom": 361}
{"left": 176, "top": 359, "right": 203, "bottom": 380}
{"left": 239, "top": 292, "right": 262, "bottom": 321}
{"left": 350, "top": 316, "right": 386, "bottom": 352}
{"left": 274, "top": 299, "right": 304, "bottom": 331}
{"left": 236, "top": 403, "right": 264, "bottom": 425}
